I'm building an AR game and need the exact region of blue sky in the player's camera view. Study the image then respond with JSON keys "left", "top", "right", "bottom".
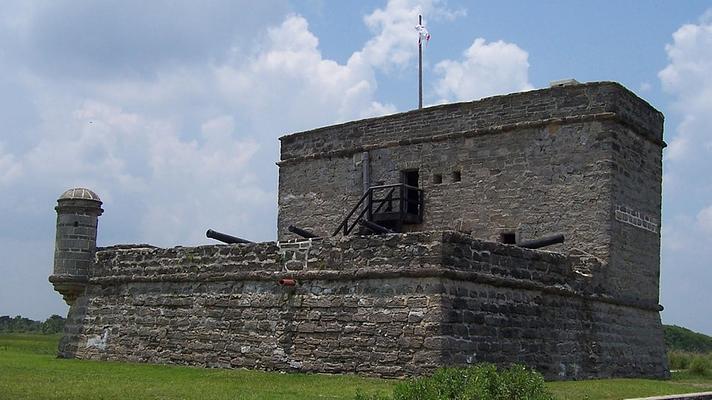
{"left": 0, "top": 0, "right": 710, "bottom": 335}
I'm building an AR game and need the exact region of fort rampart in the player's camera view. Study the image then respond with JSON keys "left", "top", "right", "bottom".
{"left": 58, "top": 232, "right": 667, "bottom": 379}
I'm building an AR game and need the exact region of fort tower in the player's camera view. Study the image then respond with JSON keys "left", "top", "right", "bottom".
{"left": 49, "top": 188, "right": 103, "bottom": 305}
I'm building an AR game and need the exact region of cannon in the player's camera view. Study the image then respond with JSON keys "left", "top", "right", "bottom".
{"left": 287, "top": 225, "right": 319, "bottom": 239}
{"left": 358, "top": 219, "right": 395, "bottom": 234}
{"left": 517, "top": 233, "right": 565, "bottom": 249}
{"left": 206, "top": 229, "right": 253, "bottom": 244}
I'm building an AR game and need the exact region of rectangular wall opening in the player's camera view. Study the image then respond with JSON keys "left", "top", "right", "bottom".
{"left": 452, "top": 170, "right": 462, "bottom": 182}
{"left": 401, "top": 169, "right": 419, "bottom": 215}
{"left": 500, "top": 232, "right": 516, "bottom": 244}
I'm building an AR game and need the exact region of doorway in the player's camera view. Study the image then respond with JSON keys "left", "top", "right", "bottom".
{"left": 401, "top": 169, "right": 419, "bottom": 215}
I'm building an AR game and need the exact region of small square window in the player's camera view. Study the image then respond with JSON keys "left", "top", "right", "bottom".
{"left": 433, "top": 174, "right": 442, "bottom": 184}
{"left": 500, "top": 232, "right": 516, "bottom": 244}
{"left": 452, "top": 170, "right": 462, "bottom": 182}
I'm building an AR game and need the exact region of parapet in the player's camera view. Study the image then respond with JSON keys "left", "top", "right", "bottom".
{"left": 279, "top": 82, "right": 664, "bottom": 163}
{"left": 54, "top": 231, "right": 667, "bottom": 379}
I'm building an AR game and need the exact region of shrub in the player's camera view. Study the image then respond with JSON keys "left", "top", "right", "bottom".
{"left": 41, "top": 315, "right": 65, "bottom": 334}
{"left": 668, "top": 351, "right": 693, "bottom": 370}
{"left": 689, "top": 355, "right": 712, "bottom": 376}
{"left": 355, "top": 364, "right": 555, "bottom": 400}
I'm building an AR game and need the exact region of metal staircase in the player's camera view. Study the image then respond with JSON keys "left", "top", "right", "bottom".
{"left": 332, "top": 183, "right": 424, "bottom": 236}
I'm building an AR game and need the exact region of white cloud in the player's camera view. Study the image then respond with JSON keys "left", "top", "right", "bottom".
{"left": 0, "top": 9, "right": 410, "bottom": 247}
{"left": 215, "top": 14, "right": 394, "bottom": 129}
{"left": 0, "top": 143, "right": 22, "bottom": 185}
{"left": 661, "top": 221, "right": 687, "bottom": 253}
{"left": 0, "top": 0, "right": 546, "bottom": 320}
{"left": 358, "top": 0, "right": 465, "bottom": 71}
{"left": 658, "top": 10, "right": 712, "bottom": 238}
{"left": 659, "top": 11, "right": 712, "bottom": 162}
{"left": 0, "top": 0, "right": 289, "bottom": 79}
{"left": 697, "top": 206, "right": 712, "bottom": 234}
{"left": 665, "top": 135, "right": 690, "bottom": 162}
{"left": 0, "top": 92, "right": 268, "bottom": 245}
{"left": 658, "top": 9, "right": 712, "bottom": 336}
{"left": 360, "top": 0, "right": 427, "bottom": 70}
{"left": 0, "top": 0, "right": 535, "bottom": 248}
{"left": 140, "top": 117, "right": 267, "bottom": 245}
{"left": 434, "top": 38, "right": 533, "bottom": 102}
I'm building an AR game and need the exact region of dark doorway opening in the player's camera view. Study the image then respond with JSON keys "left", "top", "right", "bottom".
{"left": 401, "top": 170, "right": 419, "bottom": 215}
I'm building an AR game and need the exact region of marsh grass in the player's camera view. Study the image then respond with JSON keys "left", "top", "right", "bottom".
{"left": 668, "top": 350, "right": 712, "bottom": 376}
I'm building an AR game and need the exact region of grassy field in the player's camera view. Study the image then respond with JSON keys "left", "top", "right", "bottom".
{"left": 547, "top": 376, "right": 712, "bottom": 400}
{"left": 0, "top": 334, "right": 394, "bottom": 400}
{"left": 2, "top": 334, "right": 712, "bottom": 400}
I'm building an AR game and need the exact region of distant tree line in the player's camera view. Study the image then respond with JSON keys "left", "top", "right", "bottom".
{"left": 664, "top": 324, "right": 712, "bottom": 353}
{"left": 0, "top": 315, "right": 65, "bottom": 334}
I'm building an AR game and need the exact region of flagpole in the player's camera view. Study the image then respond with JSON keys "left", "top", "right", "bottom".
{"left": 418, "top": 14, "right": 423, "bottom": 109}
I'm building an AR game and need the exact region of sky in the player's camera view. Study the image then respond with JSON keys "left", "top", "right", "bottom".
{"left": 0, "top": 0, "right": 710, "bottom": 335}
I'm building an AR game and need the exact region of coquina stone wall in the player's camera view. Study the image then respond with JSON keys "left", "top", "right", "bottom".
{"left": 53, "top": 82, "right": 668, "bottom": 381}
{"left": 277, "top": 81, "right": 664, "bottom": 306}
{"left": 59, "top": 232, "right": 668, "bottom": 379}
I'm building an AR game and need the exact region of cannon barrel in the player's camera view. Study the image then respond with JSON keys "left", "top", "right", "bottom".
{"left": 206, "top": 229, "right": 253, "bottom": 244}
{"left": 358, "top": 220, "right": 395, "bottom": 234}
{"left": 287, "top": 225, "right": 319, "bottom": 239}
{"left": 517, "top": 233, "right": 565, "bottom": 249}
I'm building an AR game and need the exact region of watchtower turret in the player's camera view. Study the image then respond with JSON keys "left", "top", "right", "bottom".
{"left": 49, "top": 188, "right": 103, "bottom": 305}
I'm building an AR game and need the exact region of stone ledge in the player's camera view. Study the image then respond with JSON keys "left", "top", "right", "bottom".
{"left": 279, "top": 81, "right": 664, "bottom": 163}
{"left": 277, "top": 112, "right": 665, "bottom": 166}
{"left": 87, "top": 266, "right": 662, "bottom": 312}
{"left": 280, "top": 81, "right": 662, "bottom": 143}
{"left": 49, "top": 274, "right": 88, "bottom": 284}
{"left": 97, "top": 244, "right": 157, "bottom": 251}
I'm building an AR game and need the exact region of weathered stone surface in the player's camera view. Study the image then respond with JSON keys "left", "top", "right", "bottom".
{"left": 50, "top": 188, "right": 104, "bottom": 304}
{"left": 278, "top": 81, "right": 664, "bottom": 306}
{"left": 52, "top": 82, "right": 668, "bottom": 381}
{"left": 57, "top": 232, "right": 667, "bottom": 379}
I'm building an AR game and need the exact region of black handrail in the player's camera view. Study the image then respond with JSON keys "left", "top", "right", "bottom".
{"left": 332, "top": 189, "right": 371, "bottom": 236}
{"left": 371, "top": 187, "right": 396, "bottom": 214}
{"left": 332, "top": 183, "right": 424, "bottom": 236}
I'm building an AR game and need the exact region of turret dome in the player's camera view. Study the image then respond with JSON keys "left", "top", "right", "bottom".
{"left": 58, "top": 188, "right": 101, "bottom": 202}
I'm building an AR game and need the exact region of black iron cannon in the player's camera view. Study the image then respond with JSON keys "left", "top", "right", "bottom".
{"left": 206, "top": 229, "right": 253, "bottom": 244}
{"left": 287, "top": 225, "right": 319, "bottom": 239}
{"left": 517, "top": 233, "right": 565, "bottom": 249}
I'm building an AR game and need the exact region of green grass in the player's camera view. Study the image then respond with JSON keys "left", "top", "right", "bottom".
{"left": 2, "top": 334, "right": 712, "bottom": 400}
{"left": 547, "top": 376, "right": 712, "bottom": 400}
{"left": 0, "top": 334, "right": 394, "bottom": 400}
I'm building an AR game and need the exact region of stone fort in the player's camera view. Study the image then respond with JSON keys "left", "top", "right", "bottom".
{"left": 50, "top": 81, "right": 668, "bottom": 379}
